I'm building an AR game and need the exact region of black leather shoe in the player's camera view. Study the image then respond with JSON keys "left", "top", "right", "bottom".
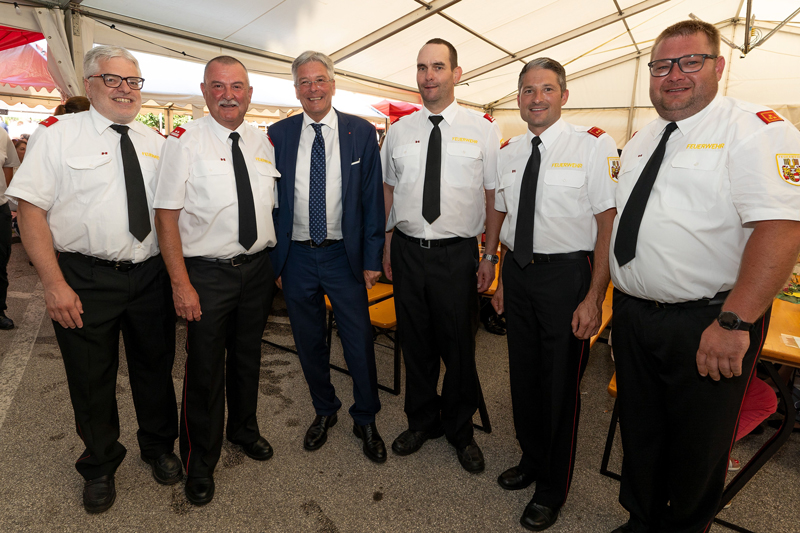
{"left": 456, "top": 439, "right": 485, "bottom": 473}
{"left": 142, "top": 452, "right": 182, "bottom": 485}
{"left": 610, "top": 522, "right": 635, "bottom": 533}
{"left": 353, "top": 422, "right": 387, "bottom": 463}
{"left": 185, "top": 476, "right": 215, "bottom": 506}
{"left": 240, "top": 436, "right": 274, "bottom": 461}
{"left": 83, "top": 475, "right": 115, "bottom": 514}
{"left": 498, "top": 466, "right": 535, "bottom": 490}
{"left": 520, "top": 502, "right": 560, "bottom": 531}
{"left": 304, "top": 413, "right": 338, "bottom": 451}
{"left": 0, "top": 313, "right": 14, "bottom": 330}
{"left": 391, "top": 425, "right": 444, "bottom": 456}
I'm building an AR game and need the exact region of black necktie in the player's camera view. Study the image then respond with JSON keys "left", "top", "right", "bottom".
{"left": 513, "top": 137, "right": 542, "bottom": 267}
{"left": 229, "top": 132, "right": 258, "bottom": 251}
{"left": 614, "top": 122, "right": 678, "bottom": 267}
{"left": 110, "top": 124, "right": 151, "bottom": 243}
{"left": 422, "top": 115, "right": 444, "bottom": 224}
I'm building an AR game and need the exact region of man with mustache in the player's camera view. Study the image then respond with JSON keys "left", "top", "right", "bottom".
{"left": 609, "top": 20, "right": 800, "bottom": 532}
{"left": 382, "top": 38, "right": 501, "bottom": 473}
{"left": 154, "top": 55, "right": 280, "bottom": 506}
{"left": 489, "top": 57, "right": 617, "bottom": 531}
{"left": 8, "top": 45, "right": 180, "bottom": 513}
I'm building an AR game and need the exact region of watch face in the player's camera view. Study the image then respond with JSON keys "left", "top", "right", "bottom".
{"left": 718, "top": 311, "right": 742, "bottom": 330}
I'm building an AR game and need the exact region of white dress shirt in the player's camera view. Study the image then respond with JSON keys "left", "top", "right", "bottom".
{"left": 6, "top": 106, "right": 164, "bottom": 262}
{"left": 382, "top": 100, "right": 502, "bottom": 239}
{"left": 292, "top": 108, "right": 343, "bottom": 241}
{"left": 610, "top": 95, "right": 800, "bottom": 303}
{"left": 495, "top": 119, "right": 617, "bottom": 254}
{"left": 153, "top": 116, "right": 279, "bottom": 259}
{"left": 0, "top": 127, "right": 21, "bottom": 206}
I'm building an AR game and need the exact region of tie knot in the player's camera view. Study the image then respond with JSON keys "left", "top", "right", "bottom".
{"left": 531, "top": 136, "right": 542, "bottom": 148}
{"left": 229, "top": 131, "right": 241, "bottom": 143}
{"left": 110, "top": 124, "right": 129, "bottom": 135}
{"left": 664, "top": 122, "right": 678, "bottom": 134}
{"left": 429, "top": 115, "right": 444, "bottom": 127}
{"left": 311, "top": 123, "right": 324, "bottom": 135}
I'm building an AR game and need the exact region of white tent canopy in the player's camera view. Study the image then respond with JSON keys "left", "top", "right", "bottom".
{"left": 1, "top": 0, "right": 799, "bottom": 144}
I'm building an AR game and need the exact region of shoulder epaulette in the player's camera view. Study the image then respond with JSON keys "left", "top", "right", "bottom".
{"left": 500, "top": 139, "right": 511, "bottom": 149}
{"left": 587, "top": 126, "right": 605, "bottom": 138}
{"left": 756, "top": 110, "right": 783, "bottom": 125}
{"left": 169, "top": 126, "right": 187, "bottom": 139}
{"left": 483, "top": 113, "right": 495, "bottom": 123}
{"left": 39, "top": 116, "right": 58, "bottom": 128}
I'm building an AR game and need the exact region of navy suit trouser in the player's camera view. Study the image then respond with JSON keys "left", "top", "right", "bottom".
{"left": 281, "top": 240, "right": 380, "bottom": 425}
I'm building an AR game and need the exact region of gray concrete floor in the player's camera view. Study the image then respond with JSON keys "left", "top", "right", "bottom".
{"left": 0, "top": 242, "right": 798, "bottom": 532}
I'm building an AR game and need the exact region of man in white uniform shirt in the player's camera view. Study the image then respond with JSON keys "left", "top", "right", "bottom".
{"left": 608, "top": 20, "right": 800, "bottom": 533}
{"left": 382, "top": 38, "right": 501, "bottom": 473}
{"left": 489, "top": 58, "right": 617, "bottom": 531}
{"left": 154, "top": 56, "right": 280, "bottom": 506}
{"left": 0, "top": 126, "right": 20, "bottom": 329}
{"left": 8, "top": 45, "right": 180, "bottom": 514}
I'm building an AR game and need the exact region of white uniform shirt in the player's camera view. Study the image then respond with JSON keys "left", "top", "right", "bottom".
{"left": 153, "top": 116, "right": 279, "bottom": 259}
{"left": 0, "top": 127, "right": 21, "bottom": 206}
{"left": 495, "top": 119, "right": 617, "bottom": 254}
{"left": 292, "top": 108, "right": 343, "bottom": 241}
{"left": 6, "top": 107, "right": 164, "bottom": 262}
{"left": 610, "top": 95, "right": 800, "bottom": 303}
{"left": 382, "top": 100, "right": 502, "bottom": 239}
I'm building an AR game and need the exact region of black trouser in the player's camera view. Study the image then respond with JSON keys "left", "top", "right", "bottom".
{"left": 0, "top": 202, "right": 11, "bottom": 312}
{"left": 180, "top": 252, "right": 274, "bottom": 478}
{"left": 504, "top": 250, "right": 592, "bottom": 508}
{"left": 391, "top": 234, "right": 479, "bottom": 448}
{"left": 613, "top": 290, "right": 770, "bottom": 533}
{"left": 54, "top": 253, "right": 178, "bottom": 480}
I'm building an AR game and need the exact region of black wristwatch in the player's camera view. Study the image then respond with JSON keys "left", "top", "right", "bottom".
{"left": 717, "top": 311, "right": 754, "bottom": 332}
{"left": 481, "top": 253, "right": 499, "bottom": 265}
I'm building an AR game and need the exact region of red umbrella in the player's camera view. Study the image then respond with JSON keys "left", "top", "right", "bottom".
{"left": 0, "top": 26, "right": 44, "bottom": 53}
{"left": 371, "top": 99, "right": 422, "bottom": 122}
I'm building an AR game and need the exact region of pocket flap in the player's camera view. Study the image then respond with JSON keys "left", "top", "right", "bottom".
{"left": 620, "top": 156, "right": 640, "bottom": 174}
{"left": 499, "top": 172, "right": 517, "bottom": 189}
{"left": 194, "top": 160, "right": 230, "bottom": 177}
{"left": 255, "top": 161, "right": 281, "bottom": 178}
{"left": 392, "top": 143, "right": 421, "bottom": 159}
{"left": 544, "top": 169, "right": 584, "bottom": 188}
{"left": 66, "top": 155, "right": 112, "bottom": 170}
{"left": 671, "top": 150, "right": 723, "bottom": 171}
{"left": 446, "top": 143, "right": 481, "bottom": 159}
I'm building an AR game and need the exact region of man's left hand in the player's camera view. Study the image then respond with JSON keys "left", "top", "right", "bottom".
{"left": 571, "top": 298, "right": 601, "bottom": 340}
{"left": 364, "top": 270, "right": 381, "bottom": 289}
{"left": 696, "top": 321, "right": 750, "bottom": 380}
{"left": 477, "top": 259, "right": 495, "bottom": 293}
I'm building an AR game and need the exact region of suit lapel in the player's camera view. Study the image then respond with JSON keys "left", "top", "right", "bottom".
{"left": 285, "top": 115, "right": 303, "bottom": 215}
{"left": 337, "top": 110, "right": 352, "bottom": 202}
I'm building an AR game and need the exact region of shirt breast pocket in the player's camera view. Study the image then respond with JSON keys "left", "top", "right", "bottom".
{"left": 392, "top": 143, "right": 422, "bottom": 185}
{"left": 191, "top": 160, "right": 235, "bottom": 207}
{"left": 542, "top": 169, "right": 585, "bottom": 218}
{"left": 444, "top": 143, "right": 482, "bottom": 188}
{"left": 255, "top": 162, "right": 280, "bottom": 207}
{"left": 663, "top": 151, "right": 723, "bottom": 212}
{"left": 65, "top": 154, "right": 113, "bottom": 204}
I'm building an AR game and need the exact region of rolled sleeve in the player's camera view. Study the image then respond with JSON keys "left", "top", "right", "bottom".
{"left": 153, "top": 136, "right": 189, "bottom": 210}
{"left": 6, "top": 129, "right": 58, "bottom": 211}
{"left": 482, "top": 123, "right": 502, "bottom": 190}
{"left": 587, "top": 134, "right": 618, "bottom": 215}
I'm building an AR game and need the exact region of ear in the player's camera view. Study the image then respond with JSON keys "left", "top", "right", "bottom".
{"left": 83, "top": 77, "right": 91, "bottom": 98}
{"left": 714, "top": 55, "right": 725, "bottom": 81}
{"left": 453, "top": 66, "right": 463, "bottom": 85}
{"left": 561, "top": 88, "right": 569, "bottom": 106}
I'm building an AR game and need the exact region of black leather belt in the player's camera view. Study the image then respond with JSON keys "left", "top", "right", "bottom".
{"left": 530, "top": 251, "right": 592, "bottom": 263}
{"left": 615, "top": 288, "right": 730, "bottom": 309}
{"left": 294, "top": 239, "right": 341, "bottom": 248}
{"left": 394, "top": 229, "right": 469, "bottom": 248}
{"left": 58, "top": 252, "right": 155, "bottom": 272}
{"left": 187, "top": 248, "right": 269, "bottom": 267}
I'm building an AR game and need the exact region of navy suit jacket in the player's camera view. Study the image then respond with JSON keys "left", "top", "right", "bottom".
{"left": 268, "top": 109, "right": 384, "bottom": 282}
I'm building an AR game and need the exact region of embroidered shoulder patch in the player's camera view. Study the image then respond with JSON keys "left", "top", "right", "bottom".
{"left": 500, "top": 139, "right": 511, "bottom": 149}
{"left": 39, "top": 116, "right": 58, "bottom": 127}
{"left": 777, "top": 154, "right": 800, "bottom": 185}
{"left": 587, "top": 126, "right": 605, "bottom": 138}
{"left": 169, "top": 127, "right": 186, "bottom": 139}
{"left": 608, "top": 157, "right": 621, "bottom": 182}
{"left": 483, "top": 113, "right": 495, "bottom": 123}
{"left": 757, "top": 110, "right": 783, "bottom": 124}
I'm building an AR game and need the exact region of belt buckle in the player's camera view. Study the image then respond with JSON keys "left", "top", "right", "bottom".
{"left": 230, "top": 256, "right": 245, "bottom": 267}
{"left": 419, "top": 238, "right": 431, "bottom": 249}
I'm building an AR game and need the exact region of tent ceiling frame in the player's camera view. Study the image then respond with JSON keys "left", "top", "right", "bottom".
{"left": 460, "top": 0, "right": 673, "bottom": 83}
{"left": 613, "top": 0, "right": 641, "bottom": 54}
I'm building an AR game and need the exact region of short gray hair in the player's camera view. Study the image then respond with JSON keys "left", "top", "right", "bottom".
{"left": 517, "top": 57, "right": 567, "bottom": 94}
{"left": 84, "top": 45, "right": 141, "bottom": 78}
{"left": 292, "top": 51, "right": 335, "bottom": 85}
{"left": 204, "top": 55, "right": 250, "bottom": 86}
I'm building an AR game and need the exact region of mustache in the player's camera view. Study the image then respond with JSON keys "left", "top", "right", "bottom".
{"left": 218, "top": 99, "right": 240, "bottom": 106}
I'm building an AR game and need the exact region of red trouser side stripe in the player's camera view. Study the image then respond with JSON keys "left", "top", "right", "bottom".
{"left": 182, "top": 321, "right": 192, "bottom": 471}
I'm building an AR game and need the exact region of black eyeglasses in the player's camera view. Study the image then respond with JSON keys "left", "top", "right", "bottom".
{"left": 87, "top": 74, "right": 145, "bottom": 90}
{"left": 647, "top": 54, "right": 718, "bottom": 77}
{"left": 296, "top": 78, "right": 334, "bottom": 90}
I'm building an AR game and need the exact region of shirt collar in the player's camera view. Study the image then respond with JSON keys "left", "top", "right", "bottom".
{"left": 89, "top": 105, "right": 143, "bottom": 137}
{"left": 653, "top": 94, "right": 720, "bottom": 138}
{"left": 525, "top": 117, "right": 565, "bottom": 151}
{"left": 422, "top": 99, "right": 459, "bottom": 126}
{"left": 209, "top": 116, "right": 250, "bottom": 145}
{"left": 303, "top": 107, "right": 337, "bottom": 131}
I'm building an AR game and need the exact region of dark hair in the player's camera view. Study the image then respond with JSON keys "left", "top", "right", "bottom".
{"left": 425, "top": 38, "right": 458, "bottom": 69}
{"left": 652, "top": 20, "right": 721, "bottom": 58}
{"left": 518, "top": 57, "right": 567, "bottom": 93}
{"left": 64, "top": 96, "right": 90, "bottom": 114}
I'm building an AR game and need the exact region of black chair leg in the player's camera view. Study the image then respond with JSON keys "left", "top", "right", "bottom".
{"left": 600, "top": 399, "right": 621, "bottom": 481}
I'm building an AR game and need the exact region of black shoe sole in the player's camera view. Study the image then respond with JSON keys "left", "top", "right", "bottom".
{"left": 241, "top": 445, "right": 274, "bottom": 461}
{"left": 84, "top": 492, "right": 116, "bottom": 514}
{"left": 141, "top": 455, "right": 183, "bottom": 485}
{"left": 304, "top": 414, "right": 338, "bottom": 451}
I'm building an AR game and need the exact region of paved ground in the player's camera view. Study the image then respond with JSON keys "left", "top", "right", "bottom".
{"left": 0, "top": 242, "right": 798, "bottom": 532}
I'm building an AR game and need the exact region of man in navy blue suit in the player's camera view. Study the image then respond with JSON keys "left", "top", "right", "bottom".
{"left": 268, "top": 51, "right": 386, "bottom": 463}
